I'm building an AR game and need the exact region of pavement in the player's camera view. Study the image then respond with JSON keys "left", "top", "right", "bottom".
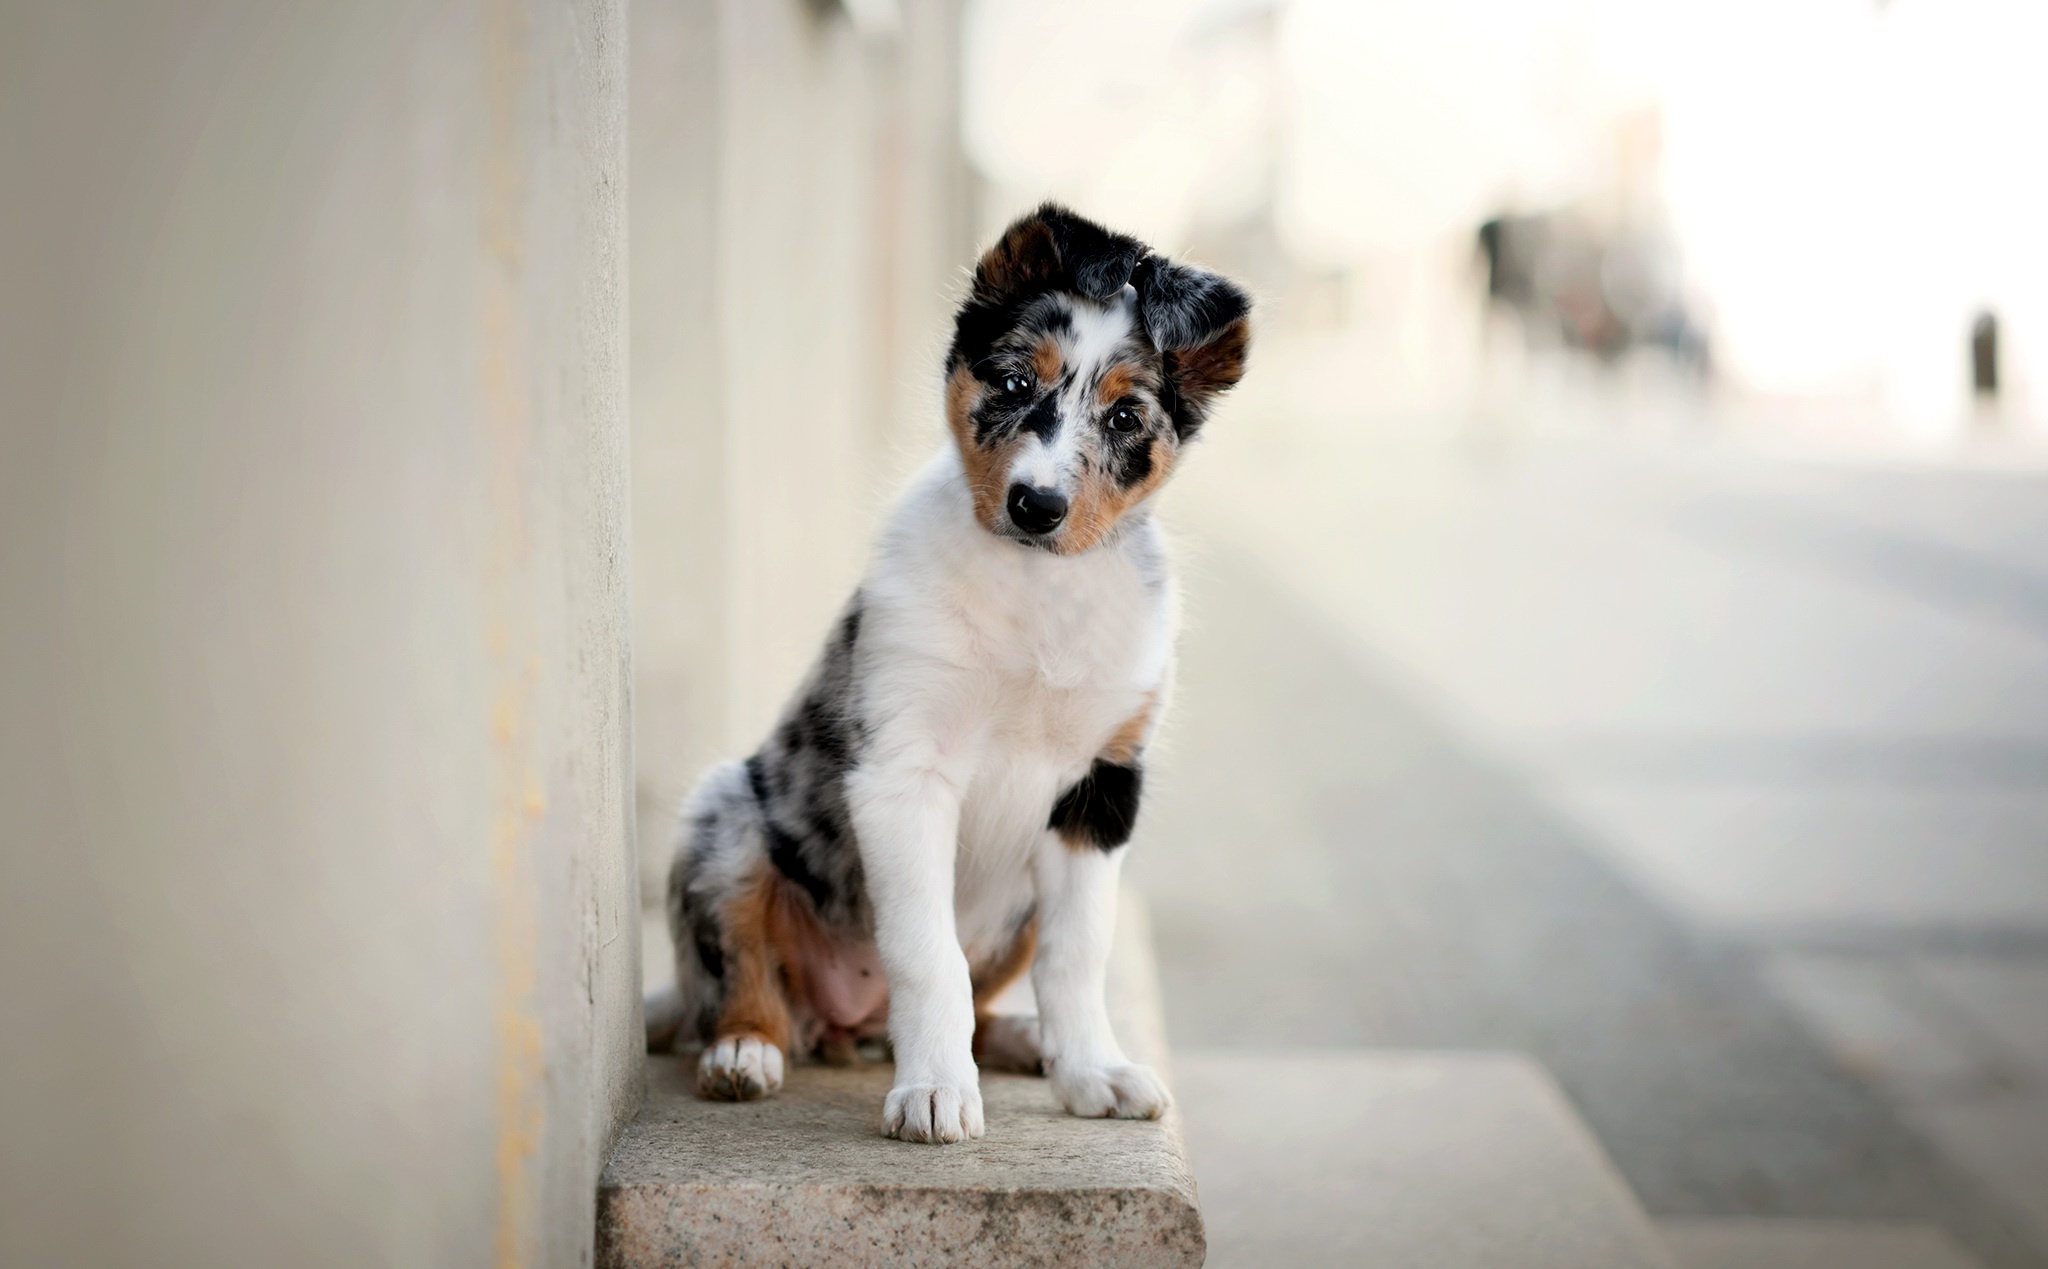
{"left": 1129, "top": 351, "right": 2048, "bottom": 1267}
{"left": 1176, "top": 1050, "right": 1678, "bottom": 1269}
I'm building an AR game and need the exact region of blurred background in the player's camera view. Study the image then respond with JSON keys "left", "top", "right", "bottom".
{"left": 6, "top": 0, "right": 2047, "bottom": 1266}
{"left": 637, "top": 0, "right": 2048, "bottom": 1264}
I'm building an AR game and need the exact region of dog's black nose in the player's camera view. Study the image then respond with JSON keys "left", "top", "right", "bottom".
{"left": 1006, "top": 483, "right": 1068, "bottom": 535}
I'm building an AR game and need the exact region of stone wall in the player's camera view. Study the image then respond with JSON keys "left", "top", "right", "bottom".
{"left": 0, "top": 4, "right": 637, "bottom": 1266}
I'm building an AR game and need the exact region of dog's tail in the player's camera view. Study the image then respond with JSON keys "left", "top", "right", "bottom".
{"left": 644, "top": 984, "right": 686, "bottom": 1053}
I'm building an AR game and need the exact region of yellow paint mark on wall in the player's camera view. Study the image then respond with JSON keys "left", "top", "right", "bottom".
{"left": 481, "top": 3, "right": 541, "bottom": 1268}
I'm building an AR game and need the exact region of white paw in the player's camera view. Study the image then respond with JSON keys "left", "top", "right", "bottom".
{"left": 697, "top": 1035, "right": 784, "bottom": 1101}
{"left": 883, "top": 1077, "right": 985, "bottom": 1144}
{"left": 1050, "top": 1061, "right": 1171, "bottom": 1120}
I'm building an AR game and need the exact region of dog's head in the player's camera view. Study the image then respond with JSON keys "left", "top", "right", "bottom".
{"left": 944, "top": 204, "right": 1251, "bottom": 555}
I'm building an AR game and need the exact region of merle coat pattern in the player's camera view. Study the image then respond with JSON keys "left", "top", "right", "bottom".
{"left": 648, "top": 203, "right": 1250, "bottom": 1141}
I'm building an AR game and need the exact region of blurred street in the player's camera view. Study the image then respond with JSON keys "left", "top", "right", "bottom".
{"left": 1132, "top": 342, "right": 2048, "bottom": 1266}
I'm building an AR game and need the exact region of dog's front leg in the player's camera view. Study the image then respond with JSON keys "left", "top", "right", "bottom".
{"left": 1031, "top": 836, "right": 1171, "bottom": 1119}
{"left": 849, "top": 761, "right": 982, "bottom": 1143}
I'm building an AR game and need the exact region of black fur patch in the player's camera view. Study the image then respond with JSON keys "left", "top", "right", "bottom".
{"left": 1135, "top": 257, "right": 1251, "bottom": 352}
{"left": 749, "top": 756, "right": 836, "bottom": 911}
{"left": 1049, "top": 759, "right": 1144, "bottom": 851}
{"left": 1040, "top": 205, "right": 1145, "bottom": 301}
{"left": 692, "top": 920, "right": 725, "bottom": 982}
{"left": 1157, "top": 373, "right": 1186, "bottom": 440}
{"left": 1021, "top": 393, "right": 1060, "bottom": 442}
{"left": 1113, "top": 434, "right": 1154, "bottom": 487}
{"left": 1019, "top": 303, "right": 1074, "bottom": 340}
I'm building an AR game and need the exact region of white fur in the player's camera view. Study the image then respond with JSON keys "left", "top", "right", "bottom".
{"left": 848, "top": 446, "right": 1175, "bottom": 1142}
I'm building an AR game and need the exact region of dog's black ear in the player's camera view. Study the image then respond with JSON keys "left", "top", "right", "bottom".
{"left": 1135, "top": 257, "right": 1251, "bottom": 353}
{"left": 970, "top": 208, "right": 1062, "bottom": 306}
{"left": 1037, "top": 205, "right": 1145, "bottom": 302}
{"left": 1160, "top": 310, "right": 1250, "bottom": 441}
{"left": 970, "top": 203, "right": 1144, "bottom": 306}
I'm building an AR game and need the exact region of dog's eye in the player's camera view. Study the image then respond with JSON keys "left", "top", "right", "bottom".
{"left": 1107, "top": 404, "right": 1142, "bottom": 433}
{"left": 1000, "top": 372, "right": 1034, "bottom": 399}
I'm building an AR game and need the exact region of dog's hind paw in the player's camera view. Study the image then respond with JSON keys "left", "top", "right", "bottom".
{"left": 973, "top": 1012, "right": 1044, "bottom": 1074}
{"left": 697, "top": 1035, "right": 784, "bottom": 1101}
{"left": 1050, "top": 1060, "right": 1171, "bottom": 1120}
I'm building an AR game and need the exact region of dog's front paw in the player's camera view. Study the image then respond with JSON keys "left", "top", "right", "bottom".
{"left": 883, "top": 1077, "right": 985, "bottom": 1144}
{"left": 1051, "top": 1060, "right": 1171, "bottom": 1120}
{"left": 697, "top": 1035, "right": 784, "bottom": 1101}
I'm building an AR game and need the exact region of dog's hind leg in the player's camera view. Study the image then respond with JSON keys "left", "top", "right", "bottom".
{"left": 973, "top": 1014, "right": 1044, "bottom": 1074}
{"left": 659, "top": 761, "right": 795, "bottom": 1099}
{"left": 697, "top": 865, "right": 794, "bottom": 1101}
{"left": 971, "top": 913, "right": 1044, "bottom": 1074}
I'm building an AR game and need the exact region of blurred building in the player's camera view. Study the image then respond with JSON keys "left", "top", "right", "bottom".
{"left": 964, "top": 0, "right": 2048, "bottom": 442}
{"left": 631, "top": 0, "right": 976, "bottom": 897}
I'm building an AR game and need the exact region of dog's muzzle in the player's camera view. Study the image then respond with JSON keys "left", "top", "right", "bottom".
{"left": 1006, "top": 483, "right": 1068, "bottom": 536}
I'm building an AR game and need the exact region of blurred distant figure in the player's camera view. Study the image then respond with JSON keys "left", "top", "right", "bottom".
{"left": 1477, "top": 216, "right": 1537, "bottom": 314}
{"left": 1477, "top": 211, "right": 1708, "bottom": 375}
{"left": 1972, "top": 310, "right": 1999, "bottom": 399}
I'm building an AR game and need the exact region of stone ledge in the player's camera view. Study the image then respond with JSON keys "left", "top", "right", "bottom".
{"left": 599, "top": 895, "right": 1202, "bottom": 1268}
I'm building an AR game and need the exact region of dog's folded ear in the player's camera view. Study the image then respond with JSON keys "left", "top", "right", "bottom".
{"left": 1160, "top": 311, "right": 1250, "bottom": 440}
{"left": 1040, "top": 206, "right": 1146, "bottom": 302}
{"left": 972, "top": 203, "right": 1145, "bottom": 306}
{"left": 1128, "top": 258, "right": 1246, "bottom": 439}
{"left": 1135, "top": 256, "right": 1252, "bottom": 439}
{"left": 1134, "top": 257, "right": 1251, "bottom": 355}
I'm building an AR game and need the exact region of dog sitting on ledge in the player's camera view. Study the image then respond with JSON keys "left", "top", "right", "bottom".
{"left": 645, "top": 204, "right": 1250, "bottom": 1144}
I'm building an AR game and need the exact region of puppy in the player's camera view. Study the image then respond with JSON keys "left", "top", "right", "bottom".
{"left": 646, "top": 203, "right": 1250, "bottom": 1143}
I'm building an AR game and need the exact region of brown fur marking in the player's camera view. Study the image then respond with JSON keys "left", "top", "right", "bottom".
{"left": 946, "top": 363, "right": 1008, "bottom": 532}
{"left": 970, "top": 917, "right": 1042, "bottom": 1070}
{"left": 1096, "top": 362, "right": 1140, "bottom": 405}
{"left": 1056, "top": 437, "right": 1175, "bottom": 555}
{"left": 711, "top": 866, "right": 794, "bottom": 1053}
{"left": 976, "top": 218, "right": 1061, "bottom": 301}
{"left": 1101, "top": 694, "right": 1156, "bottom": 766}
{"left": 970, "top": 915, "right": 1038, "bottom": 1010}
{"left": 1032, "top": 335, "right": 1062, "bottom": 385}
{"left": 1167, "top": 316, "right": 1251, "bottom": 412}
{"left": 759, "top": 867, "right": 831, "bottom": 1013}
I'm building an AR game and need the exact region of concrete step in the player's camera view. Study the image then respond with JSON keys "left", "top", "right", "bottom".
{"left": 600, "top": 894, "right": 1202, "bottom": 1268}
{"left": 1658, "top": 1219, "right": 1986, "bottom": 1269}
{"left": 1176, "top": 1049, "right": 1680, "bottom": 1269}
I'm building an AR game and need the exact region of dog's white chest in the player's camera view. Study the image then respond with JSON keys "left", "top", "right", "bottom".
{"left": 949, "top": 545, "right": 1167, "bottom": 935}
{"left": 963, "top": 543, "right": 1158, "bottom": 761}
